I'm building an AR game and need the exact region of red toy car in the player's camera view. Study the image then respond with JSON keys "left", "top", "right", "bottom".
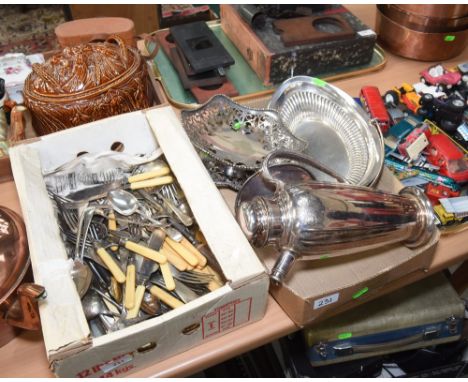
{"left": 425, "top": 134, "right": 468, "bottom": 183}
{"left": 397, "top": 124, "right": 430, "bottom": 159}
{"left": 425, "top": 183, "right": 460, "bottom": 205}
{"left": 360, "top": 86, "right": 390, "bottom": 134}
{"left": 420, "top": 64, "right": 462, "bottom": 90}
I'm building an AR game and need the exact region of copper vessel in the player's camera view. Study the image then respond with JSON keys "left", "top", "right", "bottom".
{"left": 0, "top": 207, "right": 45, "bottom": 346}
{"left": 396, "top": 4, "right": 468, "bottom": 19}
{"left": 380, "top": 5, "right": 468, "bottom": 33}
{"left": 376, "top": 5, "right": 468, "bottom": 61}
{"left": 24, "top": 35, "right": 150, "bottom": 136}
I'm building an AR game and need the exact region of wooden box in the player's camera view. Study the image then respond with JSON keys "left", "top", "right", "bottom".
{"left": 221, "top": 5, "right": 377, "bottom": 86}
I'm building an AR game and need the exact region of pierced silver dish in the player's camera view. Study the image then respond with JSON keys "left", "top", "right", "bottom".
{"left": 268, "top": 76, "right": 384, "bottom": 186}
{"left": 181, "top": 94, "right": 308, "bottom": 171}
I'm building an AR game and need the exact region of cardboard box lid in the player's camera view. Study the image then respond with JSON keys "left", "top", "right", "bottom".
{"left": 261, "top": 232, "right": 438, "bottom": 300}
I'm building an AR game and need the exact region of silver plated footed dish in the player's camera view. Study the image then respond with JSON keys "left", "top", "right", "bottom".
{"left": 268, "top": 76, "right": 385, "bottom": 186}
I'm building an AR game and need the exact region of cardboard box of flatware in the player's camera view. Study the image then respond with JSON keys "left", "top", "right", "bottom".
{"left": 221, "top": 168, "right": 440, "bottom": 327}
{"left": 8, "top": 106, "right": 269, "bottom": 378}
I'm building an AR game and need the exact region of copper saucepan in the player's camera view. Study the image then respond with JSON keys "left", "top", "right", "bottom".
{"left": 0, "top": 206, "right": 45, "bottom": 346}
{"left": 379, "top": 4, "right": 468, "bottom": 33}
{"left": 375, "top": 5, "right": 468, "bottom": 61}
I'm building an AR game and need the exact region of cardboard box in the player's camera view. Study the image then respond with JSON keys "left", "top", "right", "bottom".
{"left": 221, "top": 168, "right": 439, "bottom": 327}
{"left": 221, "top": 5, "right": 377, "bottom": 86}
{"left": 8, "top": 106, "right": 269, "bottom": 377}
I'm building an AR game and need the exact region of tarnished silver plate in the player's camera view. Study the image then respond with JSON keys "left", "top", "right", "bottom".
{"left": 268, "top": 76, "right": 384, "bottom": 186}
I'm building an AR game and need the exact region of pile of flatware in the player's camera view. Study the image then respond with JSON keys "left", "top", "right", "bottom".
{"left": 49, "top": 156, "right": 224, "bottom": 337}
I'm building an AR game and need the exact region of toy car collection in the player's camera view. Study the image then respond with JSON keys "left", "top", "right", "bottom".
{"left": 362, "top": 62, "right": 468, "bottom": 229}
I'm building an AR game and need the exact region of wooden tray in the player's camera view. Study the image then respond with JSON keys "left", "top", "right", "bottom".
{"left": 148, "top": 21, "right": 387, "bottom": 109}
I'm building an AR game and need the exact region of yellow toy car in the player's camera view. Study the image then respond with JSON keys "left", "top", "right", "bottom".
{"left": 434, "top": 204, "right": 463, "bottom": 225}
{"left": 384, "top": 83, "right": 421, "bottom": 114}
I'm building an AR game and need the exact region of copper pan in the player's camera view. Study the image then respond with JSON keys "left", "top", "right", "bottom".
{"left": 375, "top": 6, "right": 468, "bottom": 61}
{"left": 396, "top": 4, "right": 468, "bottom": 19}
{"left": 0, "top": 207, "right": 45, "bottom": 347}
{"left": 380, "top": 4, "right": 468, "bottom": 33}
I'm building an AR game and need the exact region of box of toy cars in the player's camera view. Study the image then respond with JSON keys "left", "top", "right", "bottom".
{"left": 8, "top": 106, "right": 269, "bottom": 377}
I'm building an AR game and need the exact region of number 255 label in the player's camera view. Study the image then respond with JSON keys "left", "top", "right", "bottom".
{"left": 313, "top": 293, "right": 340, "bottom": 310}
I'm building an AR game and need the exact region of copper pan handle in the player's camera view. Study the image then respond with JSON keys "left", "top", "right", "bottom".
{"left": 5, "top": 283, "right": 46, "bottom": 330}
